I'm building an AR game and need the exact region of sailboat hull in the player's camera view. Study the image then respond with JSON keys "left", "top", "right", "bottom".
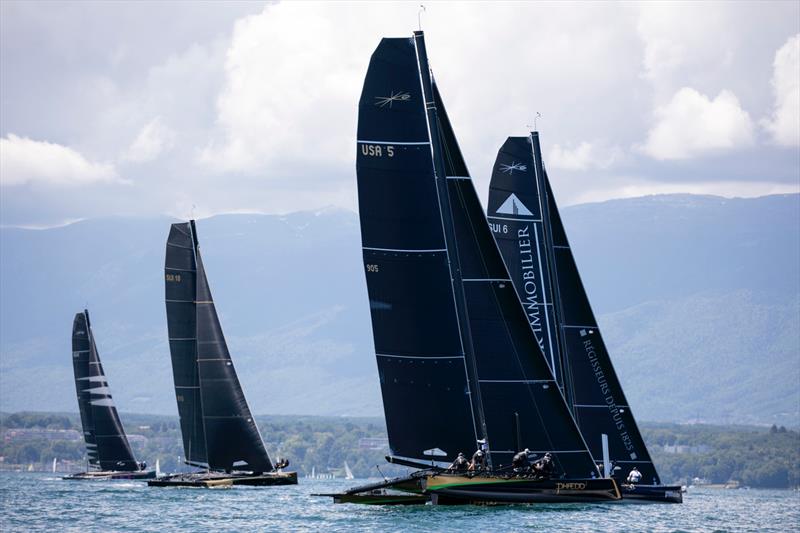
{"left": 63, "top": 470, "right": 156, "bottom": 481}
{"left": 620, "top": 483, "right": 683, "bottom": 503}
{"left": 424, "top": 475, "right": 621, "bottom": 504}
{"left": 147, "top": 470, "right": 298, "bottom": 488}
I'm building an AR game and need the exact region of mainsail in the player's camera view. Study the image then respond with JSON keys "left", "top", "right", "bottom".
{"left": 488, "top": 133, "right": 661, "bottom": 484}
{"left": 164, "top": 220, "right": 273, "bottom": 473}
{"left": 71, "top": 310, "right": 139, "bottom": 471}
{"left": 357, "top": 32, "right": 598, "bottom": 477}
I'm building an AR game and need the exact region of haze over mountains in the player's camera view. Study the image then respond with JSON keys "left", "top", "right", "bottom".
{"left": 1, "top": 194, "right": 797, "bottom": 427}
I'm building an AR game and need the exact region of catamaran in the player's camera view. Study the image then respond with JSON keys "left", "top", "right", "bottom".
{"left": 148, "top": 220, "right": 296, "bottom": 488}
{"left": 320, "top": 31, "right": 620, "bottom": 505}
{"left": 63, "top": 310, "right": 155, "bottom": 481}
{"left": 486, "top": 133, "right": 682, "bottom": 503}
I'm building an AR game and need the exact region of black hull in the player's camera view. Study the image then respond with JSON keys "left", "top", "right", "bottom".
{"left": 329, "top": 492, "right": 429, "bottom": 505}
{"left": 424, "top": 475, "right": 621, "bottom": 505}
{"left": 148, "top": 471, "right": 297, "bottom": 488}
{"left": 621, "top": 484, "right": 683, "bottom": 503}
{"left": 63, "top": 470, "right": 156, "bottom": 481}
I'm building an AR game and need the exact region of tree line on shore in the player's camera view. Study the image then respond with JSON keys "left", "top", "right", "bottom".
{"left": 1, "top": 412, "right": 797, "bottom": 488}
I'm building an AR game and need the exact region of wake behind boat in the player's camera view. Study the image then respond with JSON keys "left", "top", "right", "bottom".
{"left": 63, "top": 310, "right": 155, "bottom": 481}
{"left": 149, "top": 220, "right": 296, "bottom": 488}
{"left": 319, "top": 31, "right": 620, "bottom": 506}
{"left": 487, "top": 133, "right": 682, "bottom": 503}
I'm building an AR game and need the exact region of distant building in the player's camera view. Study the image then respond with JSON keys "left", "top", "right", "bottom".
{"left": 2, "top": 428, "right": 82, "bottom": 442}
{"left": 358, "top": 437, "right": 389, "bottom": 450}
{"left": 663, "top": 444, "right": 710, "bottom": 454}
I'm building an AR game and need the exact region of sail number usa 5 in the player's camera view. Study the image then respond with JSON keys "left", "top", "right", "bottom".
{"left": 361, "top": 144, "right": 395, "bottom": 158}
{"left": 165, "top": 273, "right": 182, "bottom": 282}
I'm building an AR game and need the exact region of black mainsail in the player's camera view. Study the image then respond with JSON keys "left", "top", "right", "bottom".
{"left": 71, "top": 310, "right": 139, "bottom": 472}
{"left": 356, "top": 33, "right": 598, "bottom": 478}
{"left": 164, "top": 220, "right": 273, "bottom": 473}
{"left": 488, "top": 133, "right": 661, "bottom": 484}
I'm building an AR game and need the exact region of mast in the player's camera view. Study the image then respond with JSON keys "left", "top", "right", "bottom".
{"left": 413, "top": 31, "right": 490, "bottom": 460}
{"left": 530, "top": 132, "right": 574, "bottom": 411}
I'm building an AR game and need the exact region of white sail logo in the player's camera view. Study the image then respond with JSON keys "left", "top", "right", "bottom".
{"left": 500, "top": 161, "right": 527, "bottom": 174}
{"left": 374, "top": 90, "right": 411, "bottom": 108}
{"left": 496, "top": 193, "right": 534, "bottom": 216}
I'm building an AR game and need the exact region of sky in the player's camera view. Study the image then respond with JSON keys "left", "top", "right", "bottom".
{"left": 1, "top": 1, "right": 798, "bottom": 228}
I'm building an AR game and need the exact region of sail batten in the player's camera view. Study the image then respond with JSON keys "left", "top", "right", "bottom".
{"left": 165, "top": 221, "right": 273, "bottom": 473}
{"left": 71, "top": 310, "right": 140, "bottom": 471}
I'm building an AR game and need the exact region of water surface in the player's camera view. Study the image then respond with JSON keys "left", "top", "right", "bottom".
{"left": 1, "top": 473, "right": 798, "bottom": 532}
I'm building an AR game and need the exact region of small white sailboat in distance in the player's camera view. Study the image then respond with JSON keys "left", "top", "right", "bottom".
{"left": 52, "top": 458, "right": 57, "bottom": 473}
{"left": 155, "top": 459, "right": 161, "bottom": 478}
{"left": 344, "top": 462, "right": 354, "bottom": 480}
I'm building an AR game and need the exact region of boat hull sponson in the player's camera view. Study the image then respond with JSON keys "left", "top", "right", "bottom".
{"left": 424, "top": 475, "right": 621, "bottom": 504}
{"left": 620, "top": 484, "right": 683, "bottom": 503}
{"left": 63, "top": 470, "right": 156, "bottom": 481}
{"left": 147, "top": 470, "right": 298, "bottom": 488}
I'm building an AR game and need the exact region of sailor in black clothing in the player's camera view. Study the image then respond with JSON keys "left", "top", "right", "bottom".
{"left": 532, "top": 452, "right": 554, "bottom": 479}
{"left": 512, "top": 448, "right": 531, "bottom": 473}
{"left": 469, "top": 449, "right": 486, "bottom": 472}
{"left": 448, "top": 452, "right": 469, "bottom": 472}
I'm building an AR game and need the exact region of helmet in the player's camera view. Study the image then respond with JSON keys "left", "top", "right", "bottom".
{"left": 544, "top": 452, "right": 552, "bottom": 458}
{"left": 524, "top": 448, "right": 530, "bottom": 453}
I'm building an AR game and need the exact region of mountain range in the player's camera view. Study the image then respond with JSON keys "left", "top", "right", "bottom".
{"left": 1, "top": 193, "right": 797, "bottom": 426}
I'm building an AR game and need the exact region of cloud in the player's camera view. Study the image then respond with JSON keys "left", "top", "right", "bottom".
{"left": 0, "top": 134, "right": 124, "bottom": 187}
{"left": 548, "top": 142, "right": 624, "bottom": 171}
{"left": 122, "top": 116, "right": 176, "bottom": 163}
{"left": 762, "top": 34, "right": 800, "bottom": 146}
{"left": 641, "top": 88, "right": 755, "bottom": 160}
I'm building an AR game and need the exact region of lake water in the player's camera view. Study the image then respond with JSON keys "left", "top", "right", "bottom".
{"left": 1, "top": 472, "right": 798, "bottom": 532}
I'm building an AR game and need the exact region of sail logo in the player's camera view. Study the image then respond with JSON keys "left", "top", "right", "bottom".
{"left": 499, "top": 161, "right": 527, "bottom": 174}
{"left": 374, "top": 90, "right": 411, "bottom": 108}
{"left": 496, "top": 193, "right": 534, "bottom": 217}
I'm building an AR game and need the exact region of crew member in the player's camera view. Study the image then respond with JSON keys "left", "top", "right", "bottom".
{"left": 532, "top": 452, "right": 554, "bottom": 479}
{"left": 469, "top": 449, "right": 486, "bottom": 472}
{"left": 449, "top": 452, "right": 468, "bottom": 472}
{"left": 511, "top": 448, "right": 531, "bottom": 473}
{"left": 626, "top": 466, "right": 642, "bottom": 484}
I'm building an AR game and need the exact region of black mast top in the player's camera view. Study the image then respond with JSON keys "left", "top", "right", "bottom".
{"left": 71, "top": 310, "right": 140, "bottom": 471}
{"left": 488, "top": 133, "right": 662, "bottom": 484}
{"left": 165, "top": 220, "right": 273, "bottom": 473}
{"left": 356, "top": 32, "right": 599, "bottom": 477}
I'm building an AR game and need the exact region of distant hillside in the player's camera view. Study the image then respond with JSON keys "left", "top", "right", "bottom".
{"left": 0, "top": 194, "right": 797, "bottom": 426}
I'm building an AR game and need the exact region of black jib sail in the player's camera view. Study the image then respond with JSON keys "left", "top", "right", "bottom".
{"left": 356, "top": 32, "right": 598, "bottom": 478}
{"left": 71, "top": 310, "right": 140, "bottom": 471}
{"left": 488, "top": 133, "right": 661, "bottom": 484}
{"left": 165, "top": 220, "right": 273, "bottom": 473}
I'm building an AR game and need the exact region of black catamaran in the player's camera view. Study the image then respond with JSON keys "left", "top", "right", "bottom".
{"left": 64, "top": 310, "right": 154, "bottom": 481}
{"left": 149, "top": 220, "right": 296, "bottom": 487}
{"left": 487, "top": 133, "right": 682, "bottom": 503}
{"left": 322, "top": 32, "right": 620, "bottom": 505}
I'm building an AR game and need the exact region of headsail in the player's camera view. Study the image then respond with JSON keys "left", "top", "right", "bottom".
{"left": 488, "top": 133, "right": 661, "bottom": 484}
{"left": 165, "top": 221, "right": 273, "bottom": 473}
{"left": 356, "top": 32, "right": 598, "bottom": 477}
{"left": 71, "top": 310, "right": 139, "bottom": 471}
